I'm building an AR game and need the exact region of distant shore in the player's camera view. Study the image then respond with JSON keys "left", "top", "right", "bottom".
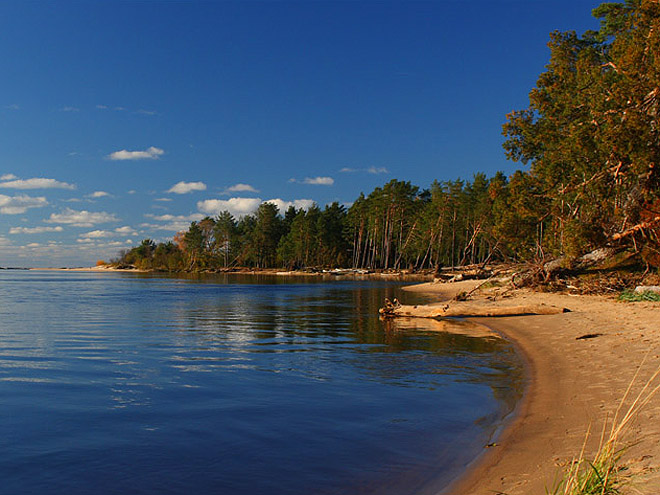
{"left": 401, "top": 280, "right": 660, "bottom": 494}
{"left": 29, "top": 265, "right": 149, "bottom": 272}
{"left": 28, "top": 265, "right": 434, "bottom": 281}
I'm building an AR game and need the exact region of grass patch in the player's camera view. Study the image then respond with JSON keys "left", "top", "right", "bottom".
{"left": 618, "top": 289, "right": 660, "bottom": 302}
{"left": 548, "top": 358, "right": 660, "bottom": 495}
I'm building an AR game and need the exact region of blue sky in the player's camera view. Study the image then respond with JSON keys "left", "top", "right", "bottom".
{"left": 1, "top": 0, "right": 601, "bottom": 267}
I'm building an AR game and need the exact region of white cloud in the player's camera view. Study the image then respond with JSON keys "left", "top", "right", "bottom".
{"left": 304, "top": 176, "right": 334, "bottom": 185}
{"left": 46, "top": 208, "right": 119, "bottom": 227}
{"left": 114, "top": 226, "right": 137, "bottom": 236}
{"left": 137, "top": 109, "right": 158, "bottom": 116}
{"left": 89, "top": 191, "right": 110, "bottom": 198}
{"left": 60, "top": 106, "right": 79, "bottom": 112}
{"left": 0, "top": 174, "right": 17, "bottom": 180}
{"left": 0, "top": 194, "right": 48, "bottom": 214}
{"left": 167, "top": 181, "right": 207, "bottom": 194}
{"left": 154, "top": 197, "right": 173, "bottom": 202}
{"left": 96, "top": 105, "right": 108, "bottom": 110}
{"left": 79, "top": 230, "right": 114, "bottom": 239}
{"left": 197, "top": 197, "right": 314, "bottom": 217}
{"left": 107, "top": 146, "right": 164, "bottom": 161}
{"left": 6, "top": 104, "right": 20, "bottom": 111}
{"left": 264, "top": 198, "right": 315, "bottom": 212}
{"left": 226, "top": 183, "right": 258, "bottom": 193}
{"left": 340, "top": 167, "right": 389, "bottom": 174}
{"left": 142, "top": 213, "right": 204, "bottom": 232}
{"left": 0, "top": 178, "right": 76, "bottom": 190}
{"left": 140, "top": 222, "right": 186, "bottom": 232}
{"left": 9, "top": 226, "right": 63, "bottom": 234}
{"left": 289, "top": 176, "right": 335, "bottom": 186}
{"left": 197, "top": 197, "right": 262, "bottom": 217}
{"left": 146, "top": 213, "right": 203, "bottom": 222}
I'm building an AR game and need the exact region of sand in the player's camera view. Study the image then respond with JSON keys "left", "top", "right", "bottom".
{"left": 401, "top": 280, "right": 660, "bottom": 495}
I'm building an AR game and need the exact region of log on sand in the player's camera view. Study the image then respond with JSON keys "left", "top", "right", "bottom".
{"left": 379, "top": 298, "right": 569, "bottom": 318}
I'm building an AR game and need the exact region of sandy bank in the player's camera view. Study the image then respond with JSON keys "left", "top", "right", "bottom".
{"left": 403, "top": 281, "right": 660, "bottom": 494}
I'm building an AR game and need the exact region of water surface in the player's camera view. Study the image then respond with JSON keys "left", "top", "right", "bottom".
{"left": 0, "top": 271, "right": 523, "bottom": 494}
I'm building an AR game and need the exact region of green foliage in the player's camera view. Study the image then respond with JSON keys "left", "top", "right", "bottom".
{"left": 618, "top": 289, "right": 660, "bottom": 301}
{"left": 503, "top": 0, "right": 660, "bottom": 262}
{"left": 117, "top": 172, "right": 554, "bottom": 272}
{"left": 213, "top": 211, "right": 239, "bottom": 268}
{"left": 250, "top": 202, "right": 283, "bottom": 268}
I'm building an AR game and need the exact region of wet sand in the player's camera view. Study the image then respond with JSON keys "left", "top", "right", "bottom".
{"left": 403, "top": 281, "right": 660, "bottom": 494}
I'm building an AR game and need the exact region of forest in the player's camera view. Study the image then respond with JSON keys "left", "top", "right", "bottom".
{"left": 117, "top": 0, "right": 660, "bottom": 273}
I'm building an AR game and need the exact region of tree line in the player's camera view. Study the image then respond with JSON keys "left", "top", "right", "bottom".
{"left": 118, "top": 1, "right": 660, "bottom": 272}
{"left": 117, "top": 175, "right": 516, "bottom": 271}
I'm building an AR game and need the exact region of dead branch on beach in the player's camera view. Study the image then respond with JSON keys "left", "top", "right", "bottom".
{"left": 433, "top": 265, "right": 495, "bottom": 283}
{"left": 379, "top": 298, "right": 568, "bottom": 319}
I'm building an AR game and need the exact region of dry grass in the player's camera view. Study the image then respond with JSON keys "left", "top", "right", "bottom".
{"left": 548, "top": 358, "right": 660, "bottom": 495}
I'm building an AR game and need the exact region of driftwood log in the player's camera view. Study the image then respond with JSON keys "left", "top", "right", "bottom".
{"left": 434, "top": 267, "right": 493, "bottom": 283}
{"left": 379, "top": 298, "right": 568, "bottom": 318}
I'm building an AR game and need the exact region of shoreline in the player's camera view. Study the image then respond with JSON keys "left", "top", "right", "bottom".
{"left": 440, "top": 316, "right": 534, "bottom": 495}
{"left": 27, "top": 266, "right": 434, "bottom": 281}
{"left": 403, "top": 281, "right": 660, "bottom": 494}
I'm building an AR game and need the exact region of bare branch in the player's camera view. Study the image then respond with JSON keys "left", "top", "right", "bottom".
{"left": 612, "top": 216, "right": 660, "bottom": 241}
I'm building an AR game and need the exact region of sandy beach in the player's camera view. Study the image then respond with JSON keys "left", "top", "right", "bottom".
{"left": 400, "top": 280, "right": 660, "bottom": 495}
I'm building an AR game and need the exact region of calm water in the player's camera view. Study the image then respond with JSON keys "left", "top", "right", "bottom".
{"left": 0, "top": 271, "right": 523, "bottom": 495}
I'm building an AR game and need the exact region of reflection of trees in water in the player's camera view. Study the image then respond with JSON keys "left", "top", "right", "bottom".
{"left": 153, "top": 279, "right": 523, "bottom": 412}
{"left": 347, "top": 287, "right": 524, "bottom": 413}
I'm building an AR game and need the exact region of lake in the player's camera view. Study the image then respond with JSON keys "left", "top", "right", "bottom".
{"left": 0, "top": 271, "right": 523, "bottom": 494}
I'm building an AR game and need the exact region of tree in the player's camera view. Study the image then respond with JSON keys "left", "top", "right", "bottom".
{"left": 153, "top": 241, "right": 184, "bottom": 271}
{"left": 503, "top": 0, "right": 660, "bottom": 261}
{"left": 183, "top": 222, "right": 205, "bottom": 270}
{"left": 317, "top": 202, "right": 349, "bottom": 266}
{"left": 213, "top": 211, "right": 238, "bottom": 268}
{"left": 251, "top": 202, "right": 283, "bottom": 268}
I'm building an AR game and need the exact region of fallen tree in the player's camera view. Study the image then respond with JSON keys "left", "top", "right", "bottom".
{"left": 379, "top": 298, "right": 568, "bottom": 318}
{"left": 434, "top": 266, "right": 494, "bottom": 283}
{"left": 511, "top": 247, "right": 621, "bottom": 288}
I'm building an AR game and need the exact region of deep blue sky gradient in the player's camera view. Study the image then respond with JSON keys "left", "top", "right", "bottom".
{"left": 0, "top": 0, "right": 601, "bottom": 266}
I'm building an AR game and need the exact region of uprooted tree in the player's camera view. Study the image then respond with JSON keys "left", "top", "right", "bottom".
{"left": 503, "top": 0, "right": 660, "bottom": 267}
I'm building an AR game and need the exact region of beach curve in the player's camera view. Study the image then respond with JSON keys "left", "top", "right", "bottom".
{"left": 402, "top": 281, "right": 660, "bottom": 495}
